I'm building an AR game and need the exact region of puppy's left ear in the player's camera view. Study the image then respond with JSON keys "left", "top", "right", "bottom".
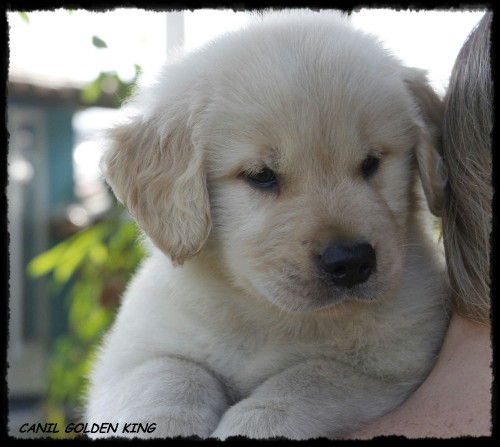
{"left": 101, "top": 99, "right": 211, "bottom": 265}
{"left": 404, "top": 68, "right": 447, "bottom": 216}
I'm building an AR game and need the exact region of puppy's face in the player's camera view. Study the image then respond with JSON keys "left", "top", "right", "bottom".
{"left": 204, "top": 67, "right": 420, "bottom": 311}
{"left": 103, "top": 12, "right": 445, "bottom": 313}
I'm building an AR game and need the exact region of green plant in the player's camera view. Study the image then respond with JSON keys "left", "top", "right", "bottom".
{"left": 81, "top": 64, "right": 142, "bottom": 107}
{"left": 28, "top": 210, "right": 145, "bottom": 437}
{"left": 81, "top": 34, "right": 142, "bottom": 107}
{"left": 16, "top": 12, "right": 146, "bottom": 435}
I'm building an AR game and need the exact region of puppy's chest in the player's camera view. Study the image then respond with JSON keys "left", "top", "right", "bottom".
{"left": 214, "top": 336, "right": 293, "bottom": 398}
{"left": 194, "top": 328, "right": 356, "bottom": 401}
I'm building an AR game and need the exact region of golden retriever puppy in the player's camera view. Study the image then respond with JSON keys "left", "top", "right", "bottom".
{"left": 86, "top": 10, "right": 450, "bottom": 439}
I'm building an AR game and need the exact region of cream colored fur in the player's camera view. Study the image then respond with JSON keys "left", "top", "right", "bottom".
{"left": 87, "top": 10, "right": 450, "bottom": 439}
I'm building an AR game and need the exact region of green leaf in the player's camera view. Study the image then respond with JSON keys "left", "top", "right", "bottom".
{"left": 92, "top": 35, "right": 108, "bottom": 49}
{"left": 70, "top": 282, "right": 102, "bottom": 340}
{"left": 19, "top": 12, "right": 29, "bottom": 24}
{"left": 28, "top": 241, "right": 71, "bottom": 277}
{"left": 78, "top": 307, "right": 112, "bottom": 342}
{"left": 89, "top": 243, "right": 109, "bottom": 266}
{"left": 80, "top": 78, "right": 102, "bottom": 104}
{"left": 53, "top": 226, "right": 109, "bottom": 284}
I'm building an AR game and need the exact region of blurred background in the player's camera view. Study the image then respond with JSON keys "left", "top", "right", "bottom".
{"left": 6, "top": 7, "right": 486, "bottom": 438}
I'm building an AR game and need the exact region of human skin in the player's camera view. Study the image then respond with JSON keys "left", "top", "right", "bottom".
{"left": 345, "top": 313, "right": 492, "bottom": 438}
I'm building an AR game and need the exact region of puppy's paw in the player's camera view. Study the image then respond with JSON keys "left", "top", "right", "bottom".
{"left": 88, "top": 357, "right": 229, "bottom": 439}
{"left": 211, "top": 398, "right": 309, "bottom": 440}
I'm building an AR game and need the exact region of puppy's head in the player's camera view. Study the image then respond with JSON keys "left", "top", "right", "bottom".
{"left": 102, "top": 11, "right": 445, "bottom": 312}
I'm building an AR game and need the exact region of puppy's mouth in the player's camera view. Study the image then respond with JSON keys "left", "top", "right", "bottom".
{"left": 248, "top": 264, "right": 385, "bottom": 314}
{"left": 249, "top": 243, "right": 401, "bottom": 313}
{"left": 275, "top": 277, "right": 383, "bottom": 313}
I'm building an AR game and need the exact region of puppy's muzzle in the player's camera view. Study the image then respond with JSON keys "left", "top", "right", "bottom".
{"left": 319, "top": 243, "right": 376, "bottom": 289}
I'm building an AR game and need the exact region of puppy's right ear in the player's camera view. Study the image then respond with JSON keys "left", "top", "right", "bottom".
{"left": 101, "top": 107, "right": 211, "bottom": 265}
{"left": 403, "top": 68, "right": 447, "bottom": 217}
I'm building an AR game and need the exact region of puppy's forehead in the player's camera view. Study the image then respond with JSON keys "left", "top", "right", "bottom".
{"left": 203, "top": 15, "right": 417, "bottom": 174}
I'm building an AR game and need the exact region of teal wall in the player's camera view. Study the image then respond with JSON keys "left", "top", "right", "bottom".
{"left": 46, "top": 106, "right": 75, "bottom": 212}
{"left": 9, "top": 98, "right": 77, "bottom": 343}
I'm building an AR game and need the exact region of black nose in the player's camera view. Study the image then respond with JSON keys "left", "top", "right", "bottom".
{"left": 320, "top": 243, "right": 376, "bottom": 288}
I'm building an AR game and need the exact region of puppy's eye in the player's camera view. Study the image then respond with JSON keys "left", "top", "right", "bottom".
{"left": 361, "top": 155, "right": 380, "bottom": 178}
{"left": 245, "top": 168, "right": 278, "bottom": 190}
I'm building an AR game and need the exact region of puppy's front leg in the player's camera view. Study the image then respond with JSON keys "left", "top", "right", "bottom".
{"left": 211, "top": 359, "right": 412, "bottom": 440}
{"left": 87, "top": 356, "right": 228, "bottom": 439}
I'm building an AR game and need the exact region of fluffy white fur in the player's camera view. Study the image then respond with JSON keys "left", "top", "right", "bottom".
{"left": 86, "top": 10, "right": 450, "bottom": 439}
